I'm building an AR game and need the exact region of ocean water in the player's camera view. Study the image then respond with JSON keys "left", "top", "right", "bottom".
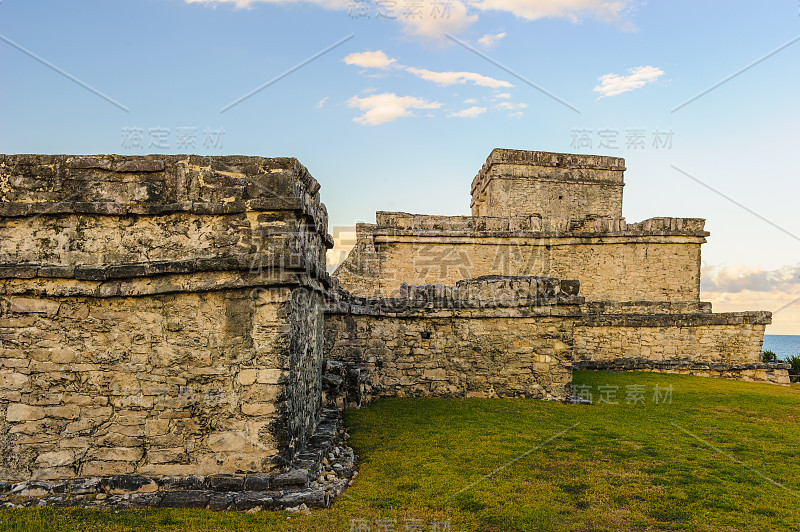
{"left": 762, "top": 335, "right": 800, "bottom": 358}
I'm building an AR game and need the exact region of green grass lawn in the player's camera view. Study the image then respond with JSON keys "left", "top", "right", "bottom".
{"left": 2, "top": 371, "right": 800, "bottom": 531}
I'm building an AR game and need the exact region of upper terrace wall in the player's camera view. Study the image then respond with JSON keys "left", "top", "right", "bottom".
{"left": 0, "top": 155, "right": 332, "bottom": 482}
{"left": 0, "top": 155, "right": 330, "bottom": 278}
{"left": 470, "top": 149, "right": 625, "bottom": 219}
{"left": 334, "top": 213, "right": 707, "bottom": 304}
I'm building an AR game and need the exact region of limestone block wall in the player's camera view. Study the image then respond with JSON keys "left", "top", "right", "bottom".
{"left": 470, "top": 149, "right": 625, "bottom": 219}
{"left": 0, "top": 154, "right": 332, "bottom": 482}
{"left": 334, "top": 213, "right": 707, "bottom": 303}
{"left": 581, "top": 301, "right": 713, "bottom": 315}
{"left": 575, "top": 311, "right": 772, "bottom": 364}
{"left": 324, "top": 276, "right": 584, "bottom": 401}
{"left": 333, "top": 148, "right": 774, "bottom": 386}
{"left": 0, "top": 287, "right": 323, "bottom": 481}
{"left": 0, "top": 155, "right": 331, "bottom": 279}
{"left": 573, "top": 359, "right": 791, "bottom": 386}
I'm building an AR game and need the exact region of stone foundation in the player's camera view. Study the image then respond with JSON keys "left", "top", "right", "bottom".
{"left": 573, "top": 359, "right": 791, "bottom": 386}
{"left": 0, "top": 286, "right": 327, "bottom": 481}
{"left": 0, "top": 409, "right": 357, "bottom": 510}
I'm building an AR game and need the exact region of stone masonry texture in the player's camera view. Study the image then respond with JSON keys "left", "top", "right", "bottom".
{"left": 470, "top": 149, "right": 626, "bottom": 219}
{"left": 325, "top": 276, "right": 583, "bottom": 401}
{"left": 335, "top": 149, "right": 775, "bottom": 381}
{"left": 0, "top": 155, "right": 332, "bottom": 482}
{"left": 335, "top": 212, "right": 706, "bottom": 303}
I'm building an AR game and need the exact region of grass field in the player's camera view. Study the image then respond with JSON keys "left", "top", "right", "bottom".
{"left": 2, "top": 370, "right": 800, "bottom": 531}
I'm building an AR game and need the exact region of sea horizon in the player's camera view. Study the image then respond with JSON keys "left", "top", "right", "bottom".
{"left": 762, "top": 334, "right": 800, "bottom": 358}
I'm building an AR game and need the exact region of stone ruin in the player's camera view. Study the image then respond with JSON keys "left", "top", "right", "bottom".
{"left": 0, "top": 150, "right": 786, "bottom": 509}
{"left": 335, "top": 149, "right": 783, "bottom": 383}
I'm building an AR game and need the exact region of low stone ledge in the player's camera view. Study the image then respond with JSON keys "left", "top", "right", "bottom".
{"left": 573, "top": 358, "right": 791, "bottom": 385}
{"left": 582, "top": 300, "right": 713, "bottom": 315}
{"left": 1, "top": 471, "right": 304, "bottom": 498}
{"left": 579, "top": 310, "right": 772, "bottom": 327}
{"left": 326, "top": 301, "right": 583, "bottom": 318}
{"left": 371, "top": 212, "right": 708, "bottom": 238}
{"left": 0, "top": 270, "right": 329, "bottom": 298}
{"left": 0, "top": 488, "right": 330, "bottom": 511}
{"left": 327, "top": 275, "right": 584, "bottom": 316}
{"left": 573, "top": 358, "right": 790, "bottom": 371}
{"left": 0, "top": 409, "right": 357, "bottom": 511}
{"left": 0, "top": 254, "right": 328, "bottom": 282}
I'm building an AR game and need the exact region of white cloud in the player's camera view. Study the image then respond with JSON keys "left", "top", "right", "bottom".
{"left": 478, "top": 32, "right": 506, "bottom": 48}
{"left": 347, "top": 92, "right": 442, "bottom": 125}
{"left": 343, "top": 50, "right": 398, "bottom": 69}
{"left": 593, "top": 65, "right": 664, "bottom": 98}
{"left": 496, "top": 101, "right": 527, "bottom": 110}
{"left": 317, "top": 96, "right": 329, "bottom": 108}
{"left": 406, "top": 67, "right": 512, "bottom": 88}
{"left": 186, "top": 0, "right": 350, "bottom": 9}
{"left": 495, "top": 101, "right": 526, "bottom": 117}
{"left": 186, "top": 0, "right": 635, "bottom": 40}
{"left": 463, "top": 98, "right": 479, "bottom": 104}
{"left": 449, "top": 106, "right": 487, "bottom": 118}
{"left": 470, "top": 0, "right": 630, "bottom": 22}
{"left": 702, "top": 264, "right": 800, "bottom": 294}
{"left": 701, "top": 263, "right": 800, "bottom": 335}
{"left": 345, "top": 53, "right": 511, "bottom": 93}
{"left": 399, "top": 0, "right": 478, "bottom": 39}
{"left": 494, "top": 92, "right": 512, "bottom": 99}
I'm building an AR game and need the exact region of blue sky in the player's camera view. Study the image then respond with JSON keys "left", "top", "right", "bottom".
{"left": 2, "top": 0, "right": 800, "bottom": 332}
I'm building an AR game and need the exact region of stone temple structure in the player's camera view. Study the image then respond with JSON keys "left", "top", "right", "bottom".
{"left": 0, "top": 150, "right": 786, "bottom": 509}
{"left": 334, "top": 149, "right": 778, "bottom": 380}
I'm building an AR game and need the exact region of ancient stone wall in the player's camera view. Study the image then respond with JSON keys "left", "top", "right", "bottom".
{"left": 573, "top": 359, "right": 791, "bottom": 386}
{"left": 334, "top": 148, "right": 772, "bottom": 385}
{"left": 575, "top": 312, "right": 771, "bottom": 365}
{"left": 335, "top": 213, "right": 706, "bottom": 304}
{"left": 470, "top": 149, "right": 625, "bottom": 219}
{"left": 0, "top": 155, "right": 332, "bottom": 482}
{"left": 324, "top": 276, "right": 583, "bottom": 401}
{"left": 1, "top": 288, "right": 305, "bottom": 481}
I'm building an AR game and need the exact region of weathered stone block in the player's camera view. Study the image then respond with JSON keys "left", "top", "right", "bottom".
{"left": 206, "top": 431, "right": 249, "bottom": 453}
{"left": 6, "top": 404, "right": 46, "bottom": 422}
{"left": 207, "top": 474, "right": 245, "bottom": 492}
{"left": 271, "top": 469, "right": 309, "bottom": 490}
{"left": 87, "top": 447, "right": 144, "bottom": 462}
{"left": 101, "top": 475, "right": 158, "bottom": 494}
{"left": 9, "top": 298, "right": 61, "bottom": 315}
{"left": 34, "top": 451, "right": 75, "bottom": 468}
